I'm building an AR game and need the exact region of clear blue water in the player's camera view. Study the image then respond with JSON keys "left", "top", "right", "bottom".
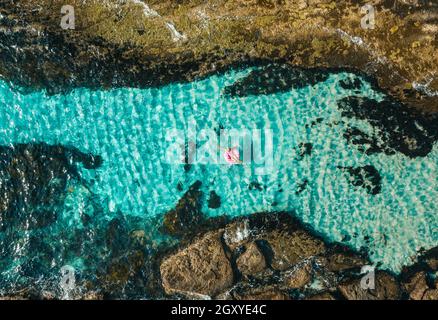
{"left": 0, "top": 67, "right": 437, "bottom": 296}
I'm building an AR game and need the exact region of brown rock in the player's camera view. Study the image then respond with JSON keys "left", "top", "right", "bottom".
{"left": 234, "top": 286, "right": 290, "bottom": 300}
{"left": 338, "top": 271, "right": 401, "bottom": 300}
{"left": 214, "top": 291, "right": 233, "bottom": 300}
{"left": 305, "top": 292, "right": 336, "bottom": 300}
{"left": 82, "top": 291, "right": 103, "bottom": 300}
{"left": 422, "top": 289, "right": 438, "bottom": 300}
{"left": 160, "top": 231, "right": 234, "bottom": 298}
{"left": 263, "top": 230, "right": 326, "bottom": 271}
{"left": 283, "top": 263, "right": 312, "bottom": 289}
{"left": 325, "top": 252, "right": 368, "bottom": 272}
{"left": 0, "top": 296, "right": 28, "bottom": 300}
{"left": 236, "top": 242, "right": 266, "bottom": 276}
{"left": 403, "top": 271, "right": 428, "bottom": 300}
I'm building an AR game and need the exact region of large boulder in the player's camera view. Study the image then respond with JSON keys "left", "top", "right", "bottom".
{"left": 262, "top": 230, "right": 326, "bottom": 271}
{"left": 160, "top": 231, "right": 234, "bottom": 298}
{"left": 325, "top": 252, "right": 369, "bottom": 272}
{"left": 283, "top": 263, "right": 312, "bottom": 289}
{"left": 338, "top": 271, "right": 401, "bottom": 300}
{"left": 422, "top": 288, "right": 438, "bottom": 300}
{"left": 236, "top": 242, "right": 267, "bottom": 276}
{"left": 402, "top": 271, "right": 429, "bottom": 300}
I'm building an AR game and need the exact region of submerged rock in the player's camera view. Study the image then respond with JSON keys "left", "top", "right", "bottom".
{"left": 162, "top": 180, "right": 204, "bottom": 236}
{"left": 160, "top": 231, "right": 234, "bottom": 298}
{"left": 338, "top": 165, "right": 382, "bottom": 195}
{"left": 295, "top": 179, "right": 309, "bottom": 195}
{"left": 295, "top": 142, "right": 313, "bottom": 160}
{"left": 338, "top": 96, "right": 438, "bottom": 157}
{"left": 223, "top": 64, "right": 331, "bottom": 97}
{"left": 339, "top": 78, "right": 362, "bottom": 91}
{"left": 207, "top": 190, "right": 221, "bottom": 209}
{"left": 0, "top": 142, "right": 102, "bottom": 230}
{"left": 248, "top": 181, "right": 264, "bottom": 191}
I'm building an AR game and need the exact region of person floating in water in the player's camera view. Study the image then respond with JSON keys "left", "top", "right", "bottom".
{"left": 222, "top": 146, "right": 242, "bottom": 164}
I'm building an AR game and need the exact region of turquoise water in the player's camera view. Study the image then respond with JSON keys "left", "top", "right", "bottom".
{"left": 0, "top": 67, "right": 437, "bottom": 295}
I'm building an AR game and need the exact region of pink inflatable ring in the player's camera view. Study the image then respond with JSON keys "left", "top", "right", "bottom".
{"left": 224, "top": 147, "right": 241, "bottom": 164}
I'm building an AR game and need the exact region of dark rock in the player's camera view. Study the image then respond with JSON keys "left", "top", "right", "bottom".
{"left": 162, "top": 180, "right": 204, "bottom": 236}
{"left": 105, "top": 216, "right": 130, "bottom": 256}
{"left": 339, "top": 77, "right": 362, "bottom": 90}
{"left": 420, "top": 246, "right": 438, "bottom": 271}
{"left": 70, "top": 151, "right": 103, "bottom": 169}
{"left": 0, "top": 142, "right": 101, "bottom": 230}
{"left": 223, "top": 64, "right": 331, "bottom": 97}
{"left": 295, "top": 179, "right": 309, "bottom": 195}
{"left": 160, "top": 231, "right": 234, "bottom": 298}
{"left": 248, "top": 181, "right": 264, "bottom": 191}
{"left": 207, "top": 191, "right": 221, "bottom": 209}
{"left": 337, "top": 165, "right": 382, "bottom": 195}
{"left": 343, "top": 127, "right": 386, "bottom": 155}
{"left": 158, "top": 211, "right": 431, "bottom": 300}
{"left": 308, "top": 117, "right": 324, "bottom": 128}
{"left": 295, "top": 142, "right": 313, "bottom": 159}
{"left": 97, "top": 249, "right": 155, "bottom": 299}
{"left": 338, "top": 96, "right": 438, "bottom": 157}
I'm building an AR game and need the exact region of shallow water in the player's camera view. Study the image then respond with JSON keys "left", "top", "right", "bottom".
{"left": 0, "top": 66, "right": 436, "bottom": 296}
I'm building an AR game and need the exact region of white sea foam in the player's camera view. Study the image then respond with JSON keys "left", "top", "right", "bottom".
{"left": 165, "top": 22, "right": 188, "bottom": 42}
{"left": 129, "top": 0, "right": 159, "bottom": 17}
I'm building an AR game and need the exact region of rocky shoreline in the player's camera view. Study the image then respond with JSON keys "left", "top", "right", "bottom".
{"left": 0, "top": 173, "right": 436, "bottom": 300}
{"left": 0, "top": 0, "right": 436, "bottom": 300}
{"left": 157, "top": 211, "right": 437, "bottom": 300}
{"left": 0, "top": 0, "right": 437, "bottom": 113}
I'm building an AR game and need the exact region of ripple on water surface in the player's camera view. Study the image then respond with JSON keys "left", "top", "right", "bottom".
{"left": 0, "top": 66, "right": 436, "bottom": 293}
